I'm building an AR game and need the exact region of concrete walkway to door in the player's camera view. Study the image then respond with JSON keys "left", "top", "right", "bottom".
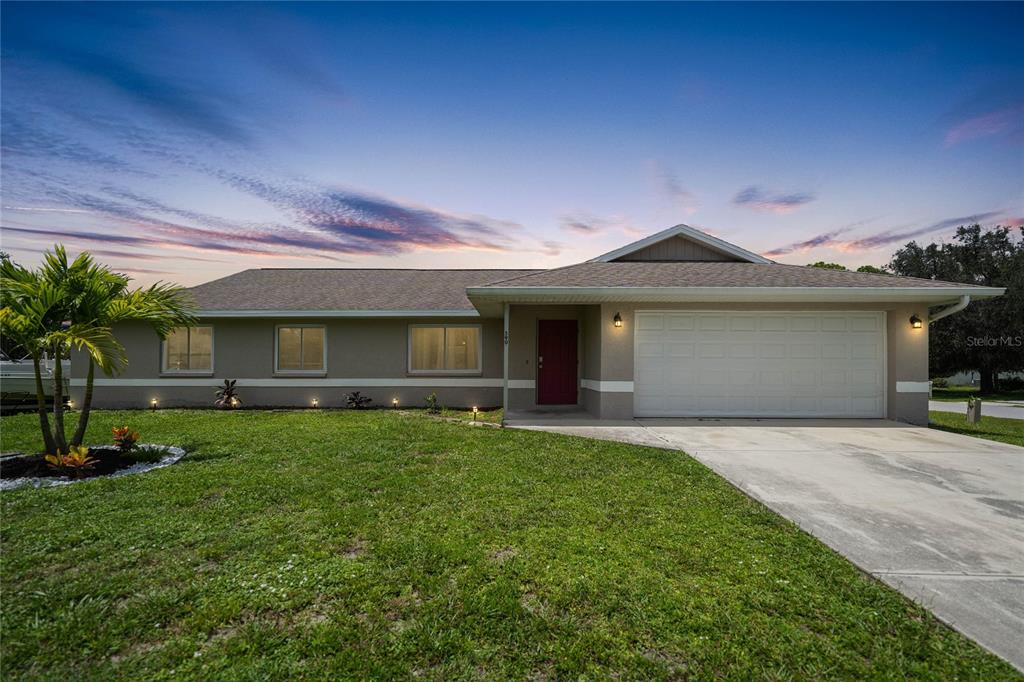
{"left": 506, "top": 415, "right": 1024, "bottom": 670}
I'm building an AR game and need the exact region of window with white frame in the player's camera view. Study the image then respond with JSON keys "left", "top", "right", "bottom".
{"left": 409, "top": 325, "right": 481, "bottom": 373}
{"left": 162, "top": 326, "right": 213, "bottom": 373}
{"left": 276, "top": 325, "right": 325, "bottom": 373}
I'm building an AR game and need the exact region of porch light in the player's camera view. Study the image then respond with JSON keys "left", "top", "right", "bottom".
{"left": 150, "top": 397, "right": 158, "bottom": 411}
{"left": 66, "top": 399, "right": 74, "bottom": 410}
{"left": 613, "top": 312, "right": 623, "bottom": 328}
{"left": 392, "top": 397, "right": 399, "bottom": 409}
{"left": 910, "top": 315, "right": 923, "bottom": 329}
{"left": 311, "top": 398, "right": 319, "bottom": 408}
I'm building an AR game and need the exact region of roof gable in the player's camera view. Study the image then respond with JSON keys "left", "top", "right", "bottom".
{"left": 590, "top": 224, "right": 772, "bottom": 264}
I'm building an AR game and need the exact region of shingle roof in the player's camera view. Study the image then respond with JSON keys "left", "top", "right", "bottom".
{"left": 476, "top": 262, "right": 985, "bottom": 289}
{"left": 189, "top": 269, "right": 540, "bottom": 311}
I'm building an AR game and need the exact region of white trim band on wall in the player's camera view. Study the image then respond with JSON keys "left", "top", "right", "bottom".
{"left": 507, "top": 380, "right": 536, "bottom": 389}
{"left": 72, "top": 378, "right": 505, "bottom": 388}
{"left": 580, "top": 379, "right": 634, "bottom": 393}
{"left": 895, "top": 381, "right": 931, "bottom": 394}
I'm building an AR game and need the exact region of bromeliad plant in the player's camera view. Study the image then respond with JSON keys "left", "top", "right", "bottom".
{"left": 45, "top": 445, "right": 98, "bottom": 475}
{"left": 215, "top": 379, "right": 241, "bottom": 409}
{"left": 344, "top": 391, "right": 373, "bottom": 409}
{"left": 112, "top": 426, "right": 140, "bottom": 451}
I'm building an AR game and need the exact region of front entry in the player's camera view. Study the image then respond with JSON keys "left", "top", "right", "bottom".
{"left": 537, "top": 319, "right": 578, "bottom": 404}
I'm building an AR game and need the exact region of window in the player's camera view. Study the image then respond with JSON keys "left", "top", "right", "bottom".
{"left": 162, "top": 326, "right": 213, "bottom": 373}
{"left": 276, "top": 325, "right": 325, "bottom": 373}
{"left": 409, "top": 325, "right": 481, "bottom": 373}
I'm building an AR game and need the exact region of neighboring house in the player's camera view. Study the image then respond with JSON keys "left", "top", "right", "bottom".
{"left": 71, "top": 225, "right": 1003, "bottom": 425}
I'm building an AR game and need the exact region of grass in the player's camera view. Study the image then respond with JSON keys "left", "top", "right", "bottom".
{"left": 930, "top": 385, "right": 1024, "bottom": 403}
{"left": 929, "top": 410, "right": 1024, "bottom": 448}
{"left": 2, "top": 410, "right": 1018, "bottom": 680}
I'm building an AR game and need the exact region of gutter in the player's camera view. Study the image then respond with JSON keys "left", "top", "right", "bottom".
{"left": 928, "top": 294, "right": 971, "bottom": 323}
{"left": 466, "top": 285, "right": 1005, "bottom": 304}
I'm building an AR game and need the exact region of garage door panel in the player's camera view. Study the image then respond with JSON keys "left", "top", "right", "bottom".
{"left": 822, "top": 343, "right": 848, "bottom": 359}
{"left": 851, "top": 316, "right": 880, "bottom": 332}
{"left": 699, "top": 343, "right": 726, "bottom": 359}
{"left": 852, "top": 343, "right": 880, "bottom": 360}
{"left": 635, "top": 311, "right": 884, "bottom": 418}
{"left": 730, "top": 316, "right": 757, "bottom": 332}
{"left": 666, "top": 315, "right": 695, "bottom": 330}
{"left": 759, "top": 316, "right": 788, "bottom": 332}
{"left": 698, "top": 316, "right": 727, "bottom": 331}
{"left": 668, "top": 342, "right": 695, "bottom": 357}
{"left": 729, "top": 343, "right": 757, "bottom": 359}
{"left": 791, "top": 316, "right": 818, "bottom": 332}
{"left": 821, "top": 317, "right": 848, "bottom": 332}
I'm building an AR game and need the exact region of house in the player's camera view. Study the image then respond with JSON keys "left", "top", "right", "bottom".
{"left": 71, "top": 225, "right": 1004, "bottom": 424}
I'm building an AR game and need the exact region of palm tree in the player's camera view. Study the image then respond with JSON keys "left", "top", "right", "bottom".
{"left": 1, "top": 247, "right": 195, "bottom": 452}
{"left": 62, "top": 274, "right": 196, "bottom": 447}
{"left": 1, "top": 254, "right": 126, "bottom": 452}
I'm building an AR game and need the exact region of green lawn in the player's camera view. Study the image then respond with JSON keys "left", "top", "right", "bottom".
{"left": 929, "top": 410, "right": 1024, "bottom": 448}
{"left": 930, "top": 385, "right": 1024, "bottom": 403}
{"left": 1, "top": 411, "right": 1017, "bottom": 680}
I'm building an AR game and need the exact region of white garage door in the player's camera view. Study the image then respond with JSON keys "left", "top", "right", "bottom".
{"left": 634, "top": 311, "right": 885, "bottom": 418}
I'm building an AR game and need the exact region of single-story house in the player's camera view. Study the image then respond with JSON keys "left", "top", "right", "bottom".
{"left": 72, "top": 225, "right": 1004, "bottom": 424}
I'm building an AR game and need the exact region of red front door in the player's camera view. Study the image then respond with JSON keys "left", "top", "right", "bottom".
{"left": 537, "top": 319, "right": 578, "bottom": 405}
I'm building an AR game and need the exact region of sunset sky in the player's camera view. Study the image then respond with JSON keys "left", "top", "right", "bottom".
{"left": 2, "top": 2, "right": 1021, "bottom": 286}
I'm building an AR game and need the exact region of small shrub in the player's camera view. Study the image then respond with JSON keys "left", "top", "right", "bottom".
{"left": 45, "top": 446, "right": 97, "bottom": 475}
{"left": 345, "top": 391, "right": 373, "bottom": 409}
{"left": 214, "top": 379, "right": 241, "bottom": 409}
{"left": 424, "top": 392, "right": 440, "bottom": 414}
{"left": 931, "top": 377, "right": 949, "bottom": 389}
{"left": 112, "top": 426, "right": 140, "bottom": 452}
{"left": 999, "top": 376, "right": 1024, "bottom": 391}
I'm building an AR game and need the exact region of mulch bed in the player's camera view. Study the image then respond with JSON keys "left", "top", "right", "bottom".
{"left": 1, "top": 446, "right": 154, "bottom": 480}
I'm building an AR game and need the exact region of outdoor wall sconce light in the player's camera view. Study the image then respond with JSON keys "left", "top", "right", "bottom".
{"left": 613, "top": 312, "right": 623, "bottom": 328}
{"left": 910, "top": 315, "right": 923, "bottom": 329}
{"left": 472, "top": 406, "right": 479, "bottom": 421}
{"left": 150, "top": 397, "right": 158, "bottom": 411}
{"left": 392, "top": 397, "right": 399, "bottom": 409}
{"left": 311, "top": 397, "right": 319, "bottom": 408}
{"left": 66, "top": 399, "right": 75, "bottom": 410}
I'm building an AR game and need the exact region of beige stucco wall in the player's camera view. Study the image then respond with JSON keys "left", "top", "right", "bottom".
{"left": 71, "top": 317, "right": 505, "bottom": 409}
{"left": 557, "top": 302, "right": 931, "bottom": 424}
{"left": 72, "top": 302, "right": 933, "bottom": 423}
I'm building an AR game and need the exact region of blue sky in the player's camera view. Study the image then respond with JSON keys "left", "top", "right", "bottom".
{"left": 2, "top": 2, "right": 1021, "bottom": 285}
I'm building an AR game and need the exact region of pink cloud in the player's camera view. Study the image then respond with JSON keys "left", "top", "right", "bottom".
{"left": 944, "top": 103, "right": 1024, "bottom": 147}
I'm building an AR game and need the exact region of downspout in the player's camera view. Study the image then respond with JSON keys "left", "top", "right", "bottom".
{"left": 929, "top": 295, "right": 971, "bottom": 323}
{"left": 502, "top": 303, "right": 510, "bottom": 420}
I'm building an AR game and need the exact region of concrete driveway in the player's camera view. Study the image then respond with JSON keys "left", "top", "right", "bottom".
{"left": 508, "top": 416, "right": 1024, "bottom": 670}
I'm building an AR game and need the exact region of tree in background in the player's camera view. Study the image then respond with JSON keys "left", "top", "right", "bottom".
{"left": 855, "top": 265, "right": 887, "bottom": 275}
{"left": 887, "top": 224, "right": 1023, "bottom": 392}
{"left": 806, "top": 261, "right": 848, "bottom": 270}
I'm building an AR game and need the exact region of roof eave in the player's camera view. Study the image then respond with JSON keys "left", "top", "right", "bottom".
{"left": 194, "top": 309, "right": 481, "bottom": 318}
{"left": 467, "top": 286, "right": 1005, "bottom": 308}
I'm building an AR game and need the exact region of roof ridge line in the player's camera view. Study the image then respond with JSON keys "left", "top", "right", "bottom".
{"left": 476, "top": 261, "right": 589, "bottom": 286}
